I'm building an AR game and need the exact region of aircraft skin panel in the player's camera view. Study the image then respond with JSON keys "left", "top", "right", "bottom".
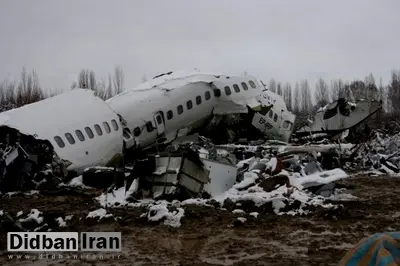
{"left": 107, "top": 72, "right": 269, "bottom": 148}
{"left": 0, "top": 89, "right": 124, "bottom": 173}
{"left": 297, "top": 100, "right": 382, "bottom": 134}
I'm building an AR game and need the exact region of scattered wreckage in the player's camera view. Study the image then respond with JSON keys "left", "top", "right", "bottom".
{"left": 0, "top": 69, "right": 295, "bottom": 192}
{"left": 0, "top": 69, "right": 394, "bottom": 218}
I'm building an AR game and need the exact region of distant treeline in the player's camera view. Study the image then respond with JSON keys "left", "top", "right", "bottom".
{"left": 1, "top": 66, "right": 399, "bottom": 129}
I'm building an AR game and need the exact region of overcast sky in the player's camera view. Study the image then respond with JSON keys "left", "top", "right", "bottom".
{"left": 1, "top": 0, "right": 399, "bottom": 91}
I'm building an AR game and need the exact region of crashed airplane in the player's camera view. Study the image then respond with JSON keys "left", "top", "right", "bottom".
{"left": 0, "top": 69, "right": 295, "bottom": 191}
{"left": 294, "top": 98, "right": 383, "bottom": 141}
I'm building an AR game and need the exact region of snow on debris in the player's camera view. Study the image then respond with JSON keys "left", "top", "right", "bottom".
{"left": 86, "top": 208, "right": 113, "bottom": 219}
{"left": 145, "top": 201, "right": 185, "bottom": 228}
{"left": 18, "top": 209, "right": 44, "bottom": 224}
{"left": 249, "top": 212, "right": 259, "bottom": 218}
{"left": 237, "top": 217, "right": 247, "bottom": 223}
{"left": 292, "top": 168, "right": 348, "bottom": 189}
{"left": 62, "top": 175, "right": 90, "bottom": 189}
{"left": 96, "top": 180, "right": 142, "bottom": 208}
{"left": 55, "top": 217, "right": 67, "bottom": 227}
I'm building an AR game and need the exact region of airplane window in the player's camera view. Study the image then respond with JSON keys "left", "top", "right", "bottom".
{"left": 224, "top": 86, "right": 232, "bottom": 95}
{"left": 94, "top": 124, "right": 103, "bottom": 136}
{"left": 65, "top": 133, "right": 76, "bottom": 144}
{"left": 186, "top": 100, "right": 193, "bottom": 110}
{"left": 156, "top": 115, "right": 163, "bottom": 124}
{"left": 241, "top": 82, "right": 248, "bottom": 91}
{"left": 196, "top": 95, "right": 202, "bottom": 105}
{"left": 111, "top": 119, "right": 119, "bottom": 131}
{"left": 213, "top": 89, "right": 221, "bottom": 97}
{"left": 146, "top": 121, "right": 154, "bottom": 132}
{"left": 103, "top": 122, "right": 111, "bottom": 133}
{"left": 205, "top": 91, "right": 211, "bottom": 100}
{"left": 133, "top": 127, "right": 141, "bottom": 136}
{"left": 249, "top": 80, "right": 256, "bottom": 88}
{"left": 85, "top": 127, "right": 94, "bottom": 139}
{"left": 177, "top": 105, "right": 183, "bottom": 115}
{"left": 167, "top": 110, "right": 173, "bottom": 120}
{"left": 54, "top": 136, "right": 65, "bottom": 148}
{"left": 273, "top": 114, "right": 278, "bottom": 122}
{"left": 283, "top": 121, "right": 289, "bottom": 129}
{"left": 288, "top": 122, "right": 293, "bottom": 130}
{"left": 75, "top": 130, "right": 85, "bottom": 141}
{"left": 233, "top": 84, "right": 240, "bottom": 93}
{"left": 269, "top": 110, "right": 273, "bottom": 118}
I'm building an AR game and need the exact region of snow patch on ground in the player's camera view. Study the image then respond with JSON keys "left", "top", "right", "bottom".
{"left": 87, "top": 208, "right": 113, "bottom": 219}
{"left": 18, "top": 209, "right": 43, "bottom": 224}
{"left": 63, "top": 175, "right": 91, "bottom": 189}
{"left": 146, "top": 201, "right": 185, "bottom": 227}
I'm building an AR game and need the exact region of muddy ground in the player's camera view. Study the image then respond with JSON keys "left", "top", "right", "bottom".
{"left": 1, "top": 174, "right": 400, "bottom": 265}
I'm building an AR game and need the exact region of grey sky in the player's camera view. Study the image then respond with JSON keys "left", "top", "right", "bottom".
{"left": 1, "top": 0, "right": 399, "bottom": 91}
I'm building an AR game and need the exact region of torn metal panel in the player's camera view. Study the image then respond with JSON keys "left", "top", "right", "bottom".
{"left": 0, "top": 89, "right": 124, "bottom": 173}
{"left": 142, "top": 152, "right": 210, "bottom": 199}
{"left": 202, "top": 159, "right": 238, "bottom": 197}
{"left": 296, "top": 98, "right": 382, "bottom": 136}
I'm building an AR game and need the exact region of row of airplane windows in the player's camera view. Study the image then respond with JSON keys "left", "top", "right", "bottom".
{"left": 132, "top": 80, "right": 258, "bottom": 137}
{"left": 53, "top": 119, "right": 120, "bottom": 148}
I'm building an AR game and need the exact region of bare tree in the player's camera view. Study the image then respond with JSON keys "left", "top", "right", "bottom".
{"left": 293, "top": 82, "right": 301, "bottom": 113}
{"left": 268, "top": 79, "right": 276, "bottom": 93}
{"left": 330, "top": 79, "right": 349, "bottom": 100}
{"left": 388, "top": 70, "right": 400, "bottom": 115}
{"left": 283, "top": 83, "right": 292, "bottom": 111}
{"left": 113, "top": 66, "right": 124, "bottom": 94}
{"left": 300, "top": 80, "right": 312, "bottom": 113}
{"left": 89, "top": 70, "right": 97, "bottom": 90}
{"left": 314, "top": 78, "right": 329, "bottom": 107}
{"left": 277, "top": 82, "right": 283, "bottom": 96}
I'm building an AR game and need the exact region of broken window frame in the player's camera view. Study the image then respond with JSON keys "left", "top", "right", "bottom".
{"left": 241, "top": 82, "right": 248, "bottom": 91}
{"left": 54, "top": 136, "right": 65, "bottom": 148}
{"left": 249, "top": 80, "right": 256, "bottom": 88}
{"left": 196, "top": 95, "right": 202, "bottom": 105}
{"left": 94, "top": 124, "right": 103, "bottom": 136}
{"left": 75, "top": 130, "right": 85, "bottom": 141}
{"left": 85, "top": 127, "right": 95, "bottom": 139}
{"left": 133, "top": 127, "right": 141, "bottom": 136}
{"left": 111, "top": 119, "right": 119, "bottom": 131}
{"left": 269, "top": 110, "right": 273, "bottom": 118}
{"left": 167, "top": 110, "right": 173, "bottom": 120}
{"left": 213, "top": 89, "right": 221, "bottom": 97}
{"left": 283, "top": 120, "right": 293, "bottom": 130}
{"left": 273, "top": 113, "right": 278, "bottom": 122}
{"left": 205, "top": 91, "right": 211, "bottom": 100}
{"left": 146, "top": 121, "right": 154, "bottom": 132}
{"left": 233, "top": 84, "right": 240, "bottom": 93}
{"left": 103, "top": 122, "right": 111, "bottom": 133}
{"left": 224, "top": 86, "right": 232, "bottom": 95}
{"left": 65, "top": 133, "right": 76, "bottom": 144}
{"left": 177, "top": 105, "right": 183, "bottom": 115}
{"left": 186, "top": 100, "right": 193, "bottom": 110}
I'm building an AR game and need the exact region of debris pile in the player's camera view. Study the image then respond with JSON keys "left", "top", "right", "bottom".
{"left": 345, "top": 130, "right": 400, "bottom": 174}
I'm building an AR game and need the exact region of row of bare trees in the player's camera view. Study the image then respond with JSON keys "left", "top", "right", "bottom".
{"left": 70, "top": 66, "right": 125, "bottom": 100}
{"left": 2, "top": 67, "right": 400, "bottom": 123}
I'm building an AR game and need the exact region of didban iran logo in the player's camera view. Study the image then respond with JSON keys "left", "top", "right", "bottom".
{"left": 7, "top": 232, "right": 121, "bottom": 252}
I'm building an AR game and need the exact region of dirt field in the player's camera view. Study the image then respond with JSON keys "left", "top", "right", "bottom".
{"left": 1, "top": 174, "right": 400, "bottom": 266}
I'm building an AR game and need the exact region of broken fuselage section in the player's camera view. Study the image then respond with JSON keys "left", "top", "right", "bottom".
{"left": 0, "top": 70, "right": 295, "bottom": 192}
{"left": 107, "top": 70, "right": 296, "bottom": 148}
{"left": 0, "top": 89, "right": 134, "bottom": 191}
{"left": 294, "top": 98, "right": 383, "bottom": 141}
